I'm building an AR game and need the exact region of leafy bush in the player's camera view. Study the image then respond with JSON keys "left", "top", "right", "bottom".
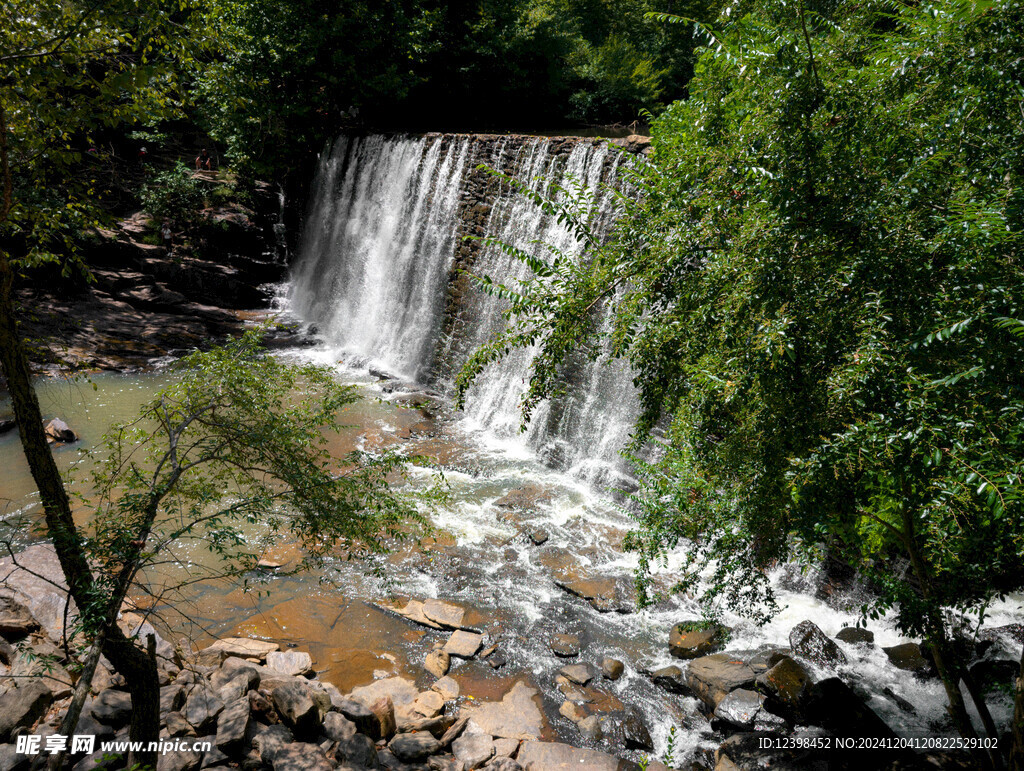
{"left": 140, "top": 161, "right": 206, "bottom": 226}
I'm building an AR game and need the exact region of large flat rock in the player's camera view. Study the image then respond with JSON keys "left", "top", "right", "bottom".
{"left": 0, "top": 545, "right": 76, "bottom": 639}
{"left": 465, "top": 681, "right": 544, "bottom": 741}
{"left": 516, "top": 741, "right": 638, "bottom": 770}
{"left": 349, "top": 676, "right": 419, "bottom": 709}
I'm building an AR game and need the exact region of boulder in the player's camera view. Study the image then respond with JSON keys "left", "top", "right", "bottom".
{"left": 790, "top": 620, "right": 847, "bottom": 668}
{"left": 452, "top": 733, "right": 495, "bottom": 770}
{"left": 253, "top": 724, "right": 294, "bottom": 765}
{"left": 390, "top": 732, "right": 441, "bottom": 762}
{"left": 214, "top": 697, "right": 250, "bottom": 754}
{"left": 713, "top": 688, "right": 786, "bottom": 732}
{"left": 548, "top": 634, "right": 580, "bottom": 658}
{"left": 484, "top": 760, "right": 522, "bottom": 771}
{"left": 184, "top": 686, "right": 225, "bottom": 734}
{"left": 332, "top": 696, "right": 379, "bottom": 737}
{"left": 335, "top": 734, "right": 379, "bottom": 767}
{"left": 601, "top": 658, "right": 624, "bottom": 681}
{"left": 650, "top": 665, "right": 689, "bottom": 695}
{"left": 272, "top": 680, "right": 319, "bottom": 737}
{"left": 465, "top": 681, "right": 544, "bottom": 741}
{"left": 323, "top": 712, "right": 357, "bottom": 743}
{"left": 433, "top": 676, "right": 460, "bottom": 701}
{"left": 883, "top": 643, "right": 931, "bottom": 675}
{"left": 425, "top": 649, "right": 451, "bottom": 678}
{"left": 685, "top": 654, "right": 756, "bottom": 709}
{"left": 266, "top": 650, "right": 314, "bottom": 678}
{"left": 204, "top": 637, "right": 279, "bottom": 662}
{"left": 669, "top": 622, "right": 729, "bottom": 660}
{"left": 411, "top": 689, "right": 445, "bottom": 719}
{"left": 553, "top": 575, "right": 633, "bottom": 614}
{"left": 369, "top": 696, "right": 397, "bottom": 740}
{"left": 559, "top": 663, "right": 594, "bottom": 686}
{"left": 156, "top": 749, "right": 201, "bottom": 771}
{"left": 835, "top": 627, "right": 874, "bottom": 645}
{"left": 422, "top": 600, "right": 466, "bottom": 629}
{"left": 164, "top": 711, "right": 195, "bottom": 737}
{"left": 0, "top": 681, "right": 52, "bottom": 742}
{"left": 0, "top": 597, "right": 40, "bottom": 640}
{"left": 90, "top": 689, "right": 133, "bottom": 726}
{"left": 493, "top": 738, "right": 519, "bottom": 758}
{"left": 515, "top": 741, "right": 631, "bottom": 770}
{"left": 271, "top": 742, "right": 333, "bottom": 771}
{"left": 44, "top": 418, "right": 78, "bottom": 444}
{"left": 804, "top": 677, "right": 897, "bottom": 739}
{"left": 755, "top": 655, "right": 812, "bottom": 714}
{"left": 161, "top": 684, "right": 186, "bottom": 715}
{"left": 444, "top": 630, "right": 483, "bottom": 658}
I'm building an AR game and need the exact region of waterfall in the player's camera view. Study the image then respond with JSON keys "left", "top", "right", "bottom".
{"left": 289, "top": 133, "right": 640, "bottom": 488}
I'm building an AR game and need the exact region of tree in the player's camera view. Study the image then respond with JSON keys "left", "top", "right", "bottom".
{"left": 456, "top": 0, "right": 1023, "bottom": 765}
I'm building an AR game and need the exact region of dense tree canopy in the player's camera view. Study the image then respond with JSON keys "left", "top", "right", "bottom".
{"left": 456, "top": 0, "right": 1023, "bottom": 751}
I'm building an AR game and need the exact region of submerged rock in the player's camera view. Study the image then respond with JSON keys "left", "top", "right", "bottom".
{"left": 549, "top": 634, "right": 581, "bottom": 658}
{"left": 883, "top": 642, "right": 932, "bottom": 675}
{"left": 669, "top": 621, "right": 729, "bottom": 660}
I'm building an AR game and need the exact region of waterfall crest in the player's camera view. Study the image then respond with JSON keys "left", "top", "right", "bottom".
{"left": 289, "top": 133, "right": 640, "bottom": 487}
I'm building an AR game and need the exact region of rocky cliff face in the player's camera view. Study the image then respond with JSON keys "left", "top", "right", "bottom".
{"left": 12, "top": 182, "right": 291, "bottom": 375}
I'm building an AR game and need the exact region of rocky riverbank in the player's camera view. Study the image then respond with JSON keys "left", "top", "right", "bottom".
{"left": 10, "top": 177, "right": 290, "bottom": 377}
{"left": 2, "top": 533, "right": 1021, "bottom": 771}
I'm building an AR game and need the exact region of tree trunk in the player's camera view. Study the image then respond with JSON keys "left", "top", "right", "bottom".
{"left": 0, "top": 249, "right": 162, "bottom": 765}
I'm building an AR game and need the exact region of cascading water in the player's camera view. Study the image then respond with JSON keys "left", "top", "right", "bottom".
{"left": 289, "top": 133, "right": 640, "bottom": 486}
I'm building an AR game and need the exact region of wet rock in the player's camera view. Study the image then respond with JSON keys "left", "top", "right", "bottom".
{"left": 90, "top": 689, "right": 133, "bottom": 726}
{"left": 553, "top": 574, "right": 633, "bottom": 614}
{"left": 669, "top": 621, "right": 729, "bottom": 660}
{"left": 432, "top": 676, "right": 460, "bottom": 701}
{"left": 755, "top": 655, "right": 812, "bottom": 714}
{"left": 650, "top": 665, "right": 689, "bottom": 695}
{"left": 790, "top": 620, "right": 847, "bottom": 668}
{"left": 978, "top": 623, "right": 1024, "bottom": 646}
{"left": 528, "top": 530, "right": 548, "bottom": 546}
{"left": 486, "top": 651, "right": 507, "bottom": 669}
{"left": 685, "top": 653, "right": 756, "bottom": 709}
{"left": 426, "top": 649, "right": 451, "bottom": 678}
{"left": 515, "top": 741, "right": 627, "bottom": 770}
{"left": 322, "top": 712, "right": 357, "bottom": 743}
{"left": 493, "top": 484, "right": 553, "bottom": 511}
{"left": 549, "top": 634, "right": 580, "bottom": 658}
{"left": 272, "top": 742, "right": 333, "bottom": 771}
{"left": 272, "top": 680, "right": 319, "bottom": 737}
{"left": 0, "top": 597, "right": 40, "bottom": 640}
{"left": 422, "top": 600, "right": 466, "bottom": 629}
{"left": 335, "top": 734, "right": 380, "bottom": 767}
{"left": 577, "top": 714, "right": 602, "bottom": 740}
{"left": 465, "top": 681, "right": 544, "bottom": 741}
{"left": 713, "top": 688, "right": 785, "bottom": 732}
{"left": 601, "top": 658, "right": 624, "bottom": 681}
{"left": 0, "top": 680, "right": 52, "bottom": 742}
{"left": 835, "top": 627, "right": 874, "bottom": 645}
{"left": 444, "top": 630, "right": 483, "bottom": 658}
{"left": 559, "top": 663, "right": 594, "bottom": 686}
{"left": 804, "top": 678, "right": 897, "bottom": 739}
{"left": 453, "top": 733, "right": 495, "bottom": 769}
{"left": 214, "top": 697, "right": 250, "bottom": 754}
{"left": 883, "top": 643, "right": 931, "bottom": 675}
{"left": 44, "top": 417, "right": 78, "bottom": 444}
{"left": 970, "top": 659, "right": 1019, "bottom": 693}
{"left": 266, "top": 650, "right": 314, "bottom": 677}
{"left": 390, "top": 733, "right": 441, "bottom": 762}
{"left": 384, "top": 599, "right": 443, "bottom": 630}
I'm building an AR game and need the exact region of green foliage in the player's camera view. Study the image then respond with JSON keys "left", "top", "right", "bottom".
{"left": 140, "top": 162, "right": 206, "bottom": 226}
{"left": 457, "top": 0, "right": 1024, "bottom": 735}
{"left": 0, "top": 0, "right": 215, "bottom": 266}
{"left": 73, "top": 328, "right": 436, "bottom": 628}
